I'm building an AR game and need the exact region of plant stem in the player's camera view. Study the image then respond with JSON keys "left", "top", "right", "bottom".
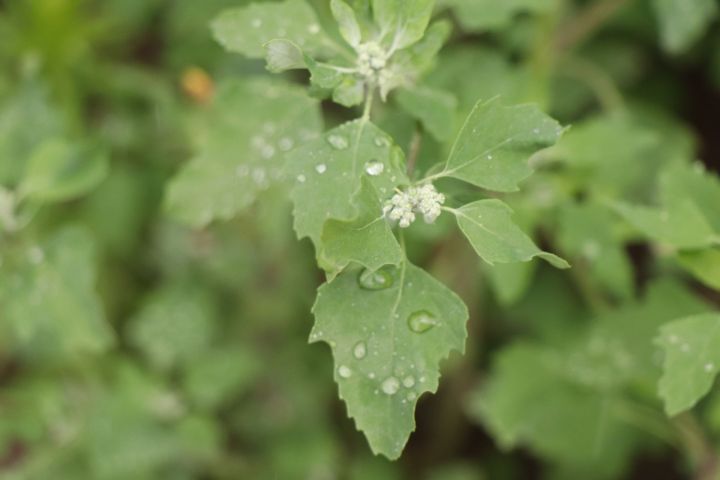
{"left": 673, "top": 413, "right": 720, "bottom": 480}
{"left": 406, "top": 127, "right": 422, "bottom": 179}
{"left": 555, "top": 0, "right": 633, "bottom": 51}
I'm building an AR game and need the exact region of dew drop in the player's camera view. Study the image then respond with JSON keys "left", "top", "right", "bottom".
{"left": 705, "top": 362, "right": 715, "bottom": 372}
{"left": 374, "top": 136, "right": 389, "bottom": 147}
{"left": 278, "top": 137, "right": 294, "bottom": 151}
{"left": 327, "top": 134, "right": 349, "bottom": 150}
{"left": 353, "top": 341, "right": 367, "bottom": 360}
{"left": 382, "top": 377, "right": 400, "bottom": 395}
{"left": 28, "top": 247, "right": 44, "bottom": 265}
{"left": 252, "top": 168, "right": 267, "bottom": 185}
{"left": 261, "top": 145, "right": 275, "bottom": 159}
{"left": 364, "top": 160, "right": 384, "bottom": 176}
{"left": 251, "top": 18, "right": 262, "bottom": 28}
{"left": 338, "top": 365, "right": 352, "bottom": 378}
{"left": 402, "top": 375, "right": 415, "bottom": 388}
{"left": 308, "top": 23, "right": 320, "bottom": 34}
{"left": 315, "top": 163, "right": 327, "bottom": 174}
{"left": 368, "top": 372, "right": 376, "bottom": 379}
{"left": 357, "top": 267, "right": 395, "bottom": 290}
{"left": 296, "top": 174, "right": 306, "bottom": 183}
{"left": 407, "top": 310, "right": 439, "bottom": 333}
{"left": 407, "top": 392, "right": 417, "bottom": 401}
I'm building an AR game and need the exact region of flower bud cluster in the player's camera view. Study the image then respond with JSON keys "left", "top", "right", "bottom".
{"left": 383, "top": 183, "right": 445, "bottom": 228}
{"left": 356, "top": 42, "right": 388, "bottom": 80}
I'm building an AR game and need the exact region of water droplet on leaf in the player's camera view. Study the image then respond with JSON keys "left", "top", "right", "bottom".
{"left": 402, "top": 376, "right": 415, "bottom": 388}
{"left": 382, "top": 377, "right": 400, "bottom": 395}
{"left": 315, "top": 163, "right": 327, "bottom": 174}
{"left": 365, "top": 160, "right": 384, "bottom": 176}
{"left": 353, "top": 341, "right": 367, "bottom": 359}
{"left": 357, "top": 267, "right": 395, "bottom": 290}
{"left": 338, "top": 365, "right": 352, "bottom": 378}
{"left": 407, "top": 310, "right": 439, "bottom": 333}
{"left": 327, "top": 134, "right": 348, "bottom": 150}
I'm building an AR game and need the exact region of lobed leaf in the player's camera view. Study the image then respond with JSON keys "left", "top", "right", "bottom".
{"left": 212, "top": 0, "right": 330, "bottom": 58}
{"left": 164, "top": 78, "right": 323, "bottom": 228}
{"left": 311, "top": 260, "right": 468, "bottom": 459}
{"left": 286, "top": 119, "right": 408, "bottom": 245}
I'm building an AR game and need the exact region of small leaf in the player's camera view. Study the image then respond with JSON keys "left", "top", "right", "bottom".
{"left": 128, "top": 283, "right": 217, "bottom": 371}
{"left": 311, "top": 260, "right": 468, "bottom": 459}
{"left": 212, "top": 0, "right": 330, "bottom": 58}
{"left": 331, "top": 0, "right": 363, "bottom": 47}
{"left": 652, "top": 0, "right": 718, "bottom": 53}
{"left": 468, "top": 343, "right": 636, "bottom": 472}
{"left": 614, "top": 200, "right": 719, "bottom": 250}
{"left": 454, "top": 199, "right": 569, "bottom": 268}
{"left": 441, "top": 98, "right": 563, "bottom": 192}
{"left": 677, "top": 249, "right": 720, "bottom": 290}
{"left": 395, "top": 85, "right": 457, "bottom": 140}
{"left": 0, "top": 227, "right": 113, "bottom": 359}
{"left": 264, "top": 39, "right": 306, "bottom": 72}
{"left": 19, "top": 139, "right": 109, "bottom": 204}
{"left": 657, "top": 313, "right": 720, "bottom": 415}
{"left": 372, "top": 0, "right": 435, "bottom": 50}
{"left": 165, "top": 78, "right": 323, "bottom": 227}
{"left": 286, "top": 119, "right": 407, "bottom": 245}
{"left": 320, "top": 177, "right": 402, "bottom": 277}
{"left": 443, "top": 0, "right": 555, "bottom": 32}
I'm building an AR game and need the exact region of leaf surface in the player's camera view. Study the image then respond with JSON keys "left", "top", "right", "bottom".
{"left": 311, "top": 260, "right": 468, "bottom": 459}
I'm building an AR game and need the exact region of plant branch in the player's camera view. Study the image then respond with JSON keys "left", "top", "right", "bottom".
{"left": 555, "top": 0, "right": 633, "bottom": 51}
{"left": 406, "top": 127, "right": 422, "bottom": 179}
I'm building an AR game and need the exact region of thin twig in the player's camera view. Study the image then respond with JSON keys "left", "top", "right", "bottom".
{"left": 406, "top": 127, "right": 422, "bottom": 178}
{"left": 555, "top": 0, "right": 633, "bottom": 51}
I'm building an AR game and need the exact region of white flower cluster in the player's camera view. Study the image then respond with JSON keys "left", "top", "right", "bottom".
{"left": 383, "top": 183, "right": 445, "bottom": 228}
{"left": 355, "top": 42, "right": 388, "bottom": 79}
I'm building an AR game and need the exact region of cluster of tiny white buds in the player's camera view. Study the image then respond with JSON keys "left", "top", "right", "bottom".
{"left": 355, "top": 42, "right": 388, "bottom": 79}
{"left": 383, "top": 183, "right": 445, "bottom": 228}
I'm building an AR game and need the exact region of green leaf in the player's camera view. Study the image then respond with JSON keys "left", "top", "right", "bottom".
{"left": 372, "top": 0, "right": 435, "bottom": 50}
{"left": 212, "top": 0, "right": 330, "bottom": 58}
{"left": 657, "top": 313, "right": 720, "bottom": 415}
{"left": 311, "top": 260, "right": 468, "bottom": 459}
{"left": 128, "top": 283, "right": 217, "bottom": 371}
{"left": 552, "top": 113, "right": 662, "bottom": 199}
{"left": 320, "top": 177, "right": 403, "bottom": 276}
{"left": 453, "top": 199, "right": 569, "bottom": 268}
{"left": 469, "top": 343, "right": 636, "bottom": 473}
{"left": 182, "top": 347, "right": 262, "bottom": 410}
{"left": 331, "top": 0, "right": 363, "bottom": 47}
{"left": 18, "top": 139, "right": 109, "bottom": 204}
{"left": 652, "top": 0, "right": 718, "bottom": 53}
{"left": 395, "top": 86, "right": 457, "bottom": 141}
{"left": 440, "top": 98, "right": 564, "bottom": 192}
{"left": 392, "top": 19, "right": 452, "bottom": 76}
{"left": 677, "top": 249, "right": 720, "bottom": 290}
{"left": 165, "top": 78, "right": 323, "bottom": 227}
{"left": 557, "top": 202, "right": 633, "bottom": 300}
{"left": 441, "top": 0, "right": 555, "bottom": 31}
{"left": 286, "top": 119, "right": 407, "bottom": 245}
{"left": 0, "top": 80, "right": 61, "bottom": 186}
{"left": 614, "top": 200, "right": 719, "bottom": 250}
{"left": 660, "top": 163, "right": 720, "bottom": 233}
{"left": 264, "top": 39, "right": 307, "bottom": 73}
{"left": 0, "top": 227, "right": 113, "bottom": 359}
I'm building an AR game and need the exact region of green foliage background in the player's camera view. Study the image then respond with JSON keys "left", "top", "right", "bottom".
{"left": 1, "top": 0, "right": 720, "bottom": 479}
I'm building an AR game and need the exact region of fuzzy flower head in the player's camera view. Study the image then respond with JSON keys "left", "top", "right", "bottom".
{"left": 383, "top": 183, "right": 445, "bottom": 228}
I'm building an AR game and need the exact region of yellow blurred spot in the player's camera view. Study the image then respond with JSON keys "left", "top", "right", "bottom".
{"left": 181, "top": 67, "right": 214, "bottom": 104}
